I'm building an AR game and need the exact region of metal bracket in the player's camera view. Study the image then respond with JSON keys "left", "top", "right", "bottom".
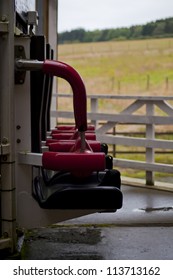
{"left": 18, "top": 152, "right": 42, "bottom": 166}
{"left": 0, "top": 238, "right": 11, "bottom": 251}
{"left": 15, "top": 45, "right": 26, "bottom": 84}
{"left": 0, "top": 21, "right": 9, "bottom": 34}
{"left": 0, "top": 138, "right": 10, "bottom": 156}
{"left": 27, "top": 11, "right": 39, "bottom": 26}
{"left": 0, "top": 143, "right": 10, "bottom": 156}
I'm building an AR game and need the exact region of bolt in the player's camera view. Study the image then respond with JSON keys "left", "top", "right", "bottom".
{"left": 16, "top": 125, "right": 21, "bottom": 130}
{"left": 18, "top": 46, "right": 23, "bottom": 52}
{"left": 3, "top": 232, "right": 9, "bottom": 238}
{"left": 2, "top": 155, "right": 7, "bottom": 161}
{"left": 2, "top": 137, "right": 8, "bottom": 144}
{"left": 1, "top": 15, "right": 7, "bottom": 22}
{"left": 16, "top": 139, "right": 21, "bottom": 144}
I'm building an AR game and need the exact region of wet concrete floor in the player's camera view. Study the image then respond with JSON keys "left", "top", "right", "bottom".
{"left": 22, "top": 185, "right": 173, "bottom": 260}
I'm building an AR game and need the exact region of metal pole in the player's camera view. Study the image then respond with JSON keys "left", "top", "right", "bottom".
{"left": 0, "top": 0, "right": 16, "bottom": 253}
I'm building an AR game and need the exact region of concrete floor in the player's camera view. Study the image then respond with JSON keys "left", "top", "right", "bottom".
{"left": 22, "top": 184, "right": 173, "bottom": 260}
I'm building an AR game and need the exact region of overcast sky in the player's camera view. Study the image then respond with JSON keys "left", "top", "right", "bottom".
{"left": 58, "top": 0, "right": 173, "bottom": 32}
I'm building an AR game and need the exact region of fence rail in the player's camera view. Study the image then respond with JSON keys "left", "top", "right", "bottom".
{"left": 51, "top": 93, "right": 173, "bottom": 186}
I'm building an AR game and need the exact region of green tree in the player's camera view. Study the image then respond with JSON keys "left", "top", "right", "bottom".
{"left": 152, "top": 22, "right": 165, "bottom": 36}
{"left": 142, "top": 22, "right": 155, "bottom": 36}
{"left": 58, "top": 17, "right": 173, "bottom": 44}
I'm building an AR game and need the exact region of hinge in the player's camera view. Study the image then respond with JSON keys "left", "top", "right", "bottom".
{"left": 0, "top": 16, "right": 9, "bottom": 34}
{"left": 0, "top": 142, "right": 10, "bottom": 156}
{"left": 15, "top": 45, "right": 26, "bottom": 84}
{"left": 0, "top": 238, "right": 11, "bottom": 251}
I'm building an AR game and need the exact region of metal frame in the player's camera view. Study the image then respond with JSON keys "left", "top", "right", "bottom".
{"left": 14, "top": 39, "right": 95, "bottom": 228}
{"left": 0, "top": 0, "right": 97, "bottom": 254}
{"left": 0, "top": 0, "right": 16, "bottom": 253}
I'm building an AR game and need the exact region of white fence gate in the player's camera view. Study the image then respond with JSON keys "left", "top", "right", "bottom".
{"left": 52, "top": 94, "right": 173, "bottom": 187}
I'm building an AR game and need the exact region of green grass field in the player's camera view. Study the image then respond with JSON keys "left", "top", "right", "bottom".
{"left": 58, "top": 38, "right": 173, "bottom": 95}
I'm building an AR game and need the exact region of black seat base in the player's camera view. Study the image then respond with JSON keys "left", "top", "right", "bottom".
{"left": 33, "top": 170, "right": 123, "bottom": 211}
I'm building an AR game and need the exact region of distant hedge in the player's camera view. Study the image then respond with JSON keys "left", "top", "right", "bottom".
{"left": 58, "top": 17, "right": 173, "bottom": 44}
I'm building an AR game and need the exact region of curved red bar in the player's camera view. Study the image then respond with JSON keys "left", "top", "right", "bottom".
{"left": 43, "top": 60, "right": 87, "bottom": 131}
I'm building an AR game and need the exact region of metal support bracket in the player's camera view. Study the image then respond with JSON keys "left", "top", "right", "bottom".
{"left": 15, "top": 45, "right": 26, "bottom": 84}
{"left": 0, "top": 143, "right": 10, "bottom": 156}
{"left": 0, "top": 21, "right": 9, "bottom": 34}
{"left": 15, "top": 46, "right": 44, "bottom": 84}
{"left": 18, "top": 152, "right": 42, "bottom": 166}
{"left": 0, "top": 238, "right": 11, "bottom": 251}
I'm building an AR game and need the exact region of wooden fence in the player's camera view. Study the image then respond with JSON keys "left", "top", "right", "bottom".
{"left": 51, "top": 94, "right": 173, "bottom": 187}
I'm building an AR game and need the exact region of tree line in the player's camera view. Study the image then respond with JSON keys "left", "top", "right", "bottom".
{"left": 58, "top": 17, "right": 173, "bottom": 44}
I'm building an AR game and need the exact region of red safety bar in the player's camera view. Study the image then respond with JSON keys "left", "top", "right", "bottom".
{"left": 42, "top": 152, "right": 105, "bottom": 172}
{"left": 55, "top": 125, "right": 95, "bottom": 131}
{"left": 42, "top": 59, "right": 106, "bottom": 178}
{"left": 47, "top": 140, "right": 101, "bottom": 152}
{"left": 43, "top": 60, "right": 87, "bottom": 132}
{"left": 51, "top": 132, "right": 96, "bottom": 141}
{"left": 51, "top": 129, "right": 95, "bottom": 134}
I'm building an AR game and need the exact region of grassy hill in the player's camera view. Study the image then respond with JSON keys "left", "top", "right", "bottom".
{"left": 57, "top": 37, "right": 173, "bottom": 96}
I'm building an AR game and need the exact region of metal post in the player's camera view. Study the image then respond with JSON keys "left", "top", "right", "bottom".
{"left": 90, "top": 97, "right": 98, "bottom": 129}
{"left": 113, "top": 126, "right": 116, "bottom": 157}
{"left": 0, "top": 0, "right": 16, "bottom": 253}
{"left": 36, "top": 0, "right": 58, "bottom": 129}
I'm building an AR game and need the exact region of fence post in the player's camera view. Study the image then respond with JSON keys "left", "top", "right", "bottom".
{"left": 165, "top": 76, "right": 169, "bottom": 91}
{"left": 146, "top": 74, "right": 150, "bottom": 91}
{"left": 118, "top": 80, "right": 121, "bottom": 93}
{"left": 146, "top": 101, "right": 155, "bottom": 185}
{"left": 90, "top": 97, "right": 98, "bottom": 128}
{"left": 113, "top": 125, "right": 116, "bottom": 157}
